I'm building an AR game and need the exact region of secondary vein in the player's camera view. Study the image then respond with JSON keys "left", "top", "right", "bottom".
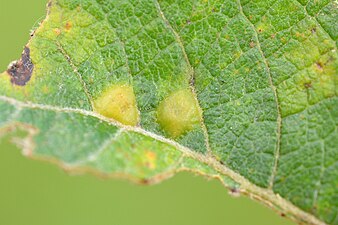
{"left": 56, "top": 41, "right": 95, "bottom": 110}
{"left": 237, "top": 0, "right": 282, "bottom": 190}
{"left": 153, "top": 0, "right": 213, "bottom": 156}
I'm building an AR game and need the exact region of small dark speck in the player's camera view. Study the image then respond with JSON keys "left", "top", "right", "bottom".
{"left": 229, "top": 187, "right": 241, "bottom": 197}
{"left": 304, "top": 82, "right": 312, "bottom": 89}
{"left": 190, "top": 77, "right": 195, "bottom": 86}
{"left": 47, "top": 1, "right": 53, "bottom": 14}
{"left": 186, "top": 20, "right": 191, "bottom": 25}
{"left": 316, "top": 61, "right": 323, "bottom": 71}
{"left": 311, "top": 27, "right": 316, "bottom": 34}
{"left": 140, "top": 178, "right": 150, "bottom": 185}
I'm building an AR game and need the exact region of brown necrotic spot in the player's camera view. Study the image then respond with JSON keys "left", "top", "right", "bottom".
{"left": 65, "top": 21, "right": 72, "bottom": 31}
{"left": 315, "top": 61, "right": 323, "bottom": 71}
{"left": 7, "top": 47, "right": 34, "bottom": 86}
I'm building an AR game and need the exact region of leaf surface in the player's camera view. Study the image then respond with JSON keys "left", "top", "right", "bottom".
{"left": 0, "top": 0, "right": 337, "bottom": 224}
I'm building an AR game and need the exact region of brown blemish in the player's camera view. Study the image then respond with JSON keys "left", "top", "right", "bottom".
{"left": 65, "top": 21, "right": 72, "bottom": 31}
{"left": 304, "top": 82, "right": 312, "bottom": 89}
{"left": 258, "top": 28, "right": 263, "bottom": 33}
{"left": 47, "top": 1, "right": 53, "bottom": 15}
{"left": 7, "top": 47, "right": 34, "bottom": 86}
{"left": 140, "top": 178, "right": 151, "bottom": 185}
{"left": 311, "top": 27, "right": 316, "bottom": 34}
{"left": 53, "top": 28, "right": 61, "bottom": 36}
{"left": 229, "top": 187, "right": 241, "bottom": 197}
{"left": 249, "top": 41, "right": 255, "bottom": 48}
{"left": 315, "top": 61, "right": 323, "bottom": 71}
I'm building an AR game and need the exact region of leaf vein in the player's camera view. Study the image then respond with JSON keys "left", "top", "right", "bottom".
{"left": 56, "top": 41, "right": 95, "bottom": 110}
{"left": 237, "top": 0, "right": 282, "bottom": 190}
{"left": 0, "top": 94, "right": 327, "bottom": 225}
{"left": 153, "top": 0, "right": 213, "bottom": 156}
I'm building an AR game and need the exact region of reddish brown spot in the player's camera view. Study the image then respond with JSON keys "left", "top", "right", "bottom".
{"left": 258, "top": 28, "right": 262, "bottom": 33}
{"left": 140, "top": 178, "right": 150, "bottom": 185}
{"left": 7, "top": 47, "right": 34, "bottom": 86}
{"left": 65, "top": 21, "right": 72, "bottom": 31}
{"left": 54, "top": 28, "right": 61, "bottom": 36}
{"left": 280, "top": 213, "right": 286, "bottom": 217}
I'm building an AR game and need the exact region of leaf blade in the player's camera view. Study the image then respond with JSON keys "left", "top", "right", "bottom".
{"left": 0, "top": 0, "right": 337, "bottom": 224}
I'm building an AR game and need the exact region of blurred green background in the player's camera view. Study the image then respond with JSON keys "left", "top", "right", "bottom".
{"left": 0, "top": 1, "right": 294, "bottom": 225}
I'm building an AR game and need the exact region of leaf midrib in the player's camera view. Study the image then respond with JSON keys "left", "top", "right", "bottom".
{"left": 0, "top": 94, "right": 326, "bottom": 225}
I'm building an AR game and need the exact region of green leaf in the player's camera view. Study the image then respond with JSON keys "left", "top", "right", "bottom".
{"left": 0, "top": 0, "right": 337, "bottom": 224}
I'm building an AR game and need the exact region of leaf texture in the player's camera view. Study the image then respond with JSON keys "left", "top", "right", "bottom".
{"left": 0, "top": 0, "right": 337, "bottom": 224}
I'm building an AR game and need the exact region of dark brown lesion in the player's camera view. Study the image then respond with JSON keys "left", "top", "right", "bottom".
{"left": 6, "top": 47, "right": 34, "bottom": 86}
{"left": 304, "top": 82, "right": 312, "bottom": 89}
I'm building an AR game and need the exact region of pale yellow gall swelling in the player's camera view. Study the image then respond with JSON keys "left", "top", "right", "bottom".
{"left": 157, "top": 89, "right": 201, "bottom": 138}
{"left": 93, "top": 85, "right": 139, "bottom": 126}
